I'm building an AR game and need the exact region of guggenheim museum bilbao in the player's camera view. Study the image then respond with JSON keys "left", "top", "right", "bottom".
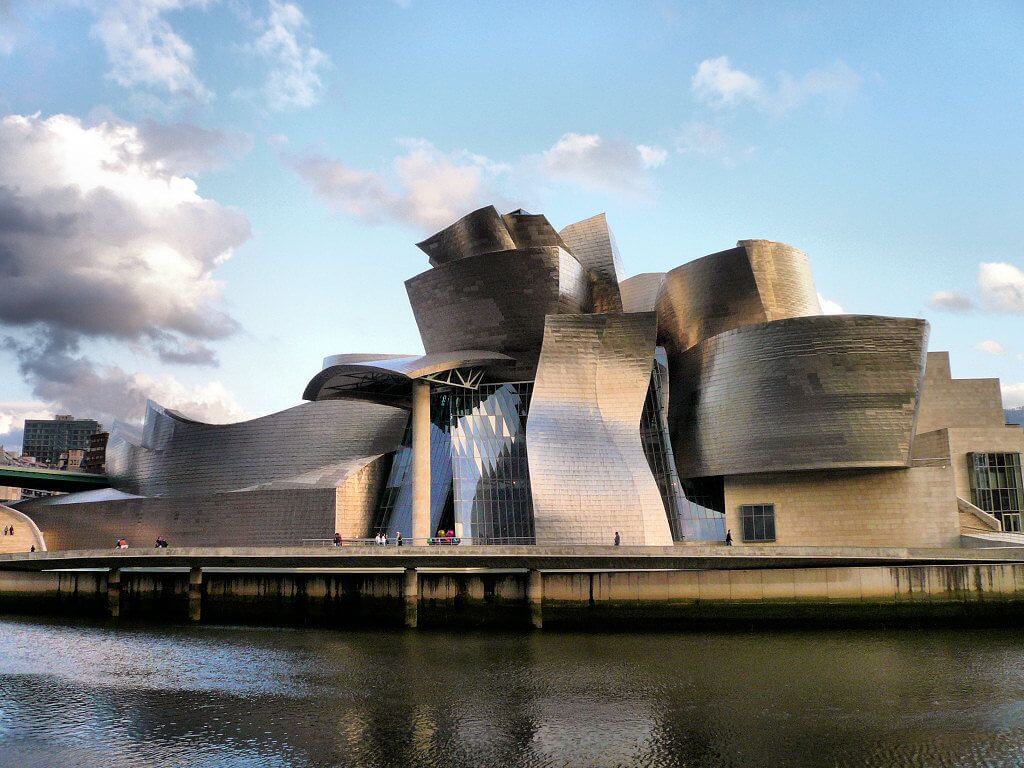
{"left": 15, "top": 206, "right": 1024, "bottom": 551}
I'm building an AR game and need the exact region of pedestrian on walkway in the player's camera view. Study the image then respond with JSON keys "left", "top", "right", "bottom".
{"left": 725, "top": 529, "right": 733, "bottom": 546}
{"left": 614, "top": 531, "right": 620, "bottom": 546}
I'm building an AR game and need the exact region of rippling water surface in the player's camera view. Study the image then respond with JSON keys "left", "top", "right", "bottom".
{"left": 3, "top": 616, "right": 1024, "bottom": 767}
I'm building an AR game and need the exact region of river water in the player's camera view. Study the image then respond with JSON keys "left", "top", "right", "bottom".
{"left": 2, "top": 616, "right": 1024, "bottom": 767}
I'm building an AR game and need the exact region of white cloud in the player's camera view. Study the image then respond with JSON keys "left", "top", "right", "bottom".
{"left": 0, "top": 113, "right": 250, "bottom": 359}
{"left": 976, "top": 340, "right": 1005, "bottom": 355}
{"left": 253, "top": 1, "right": 328, "bottom": 110}
{"left": 637, "top": 144, "right": 668, "bottom": 168}
{"left": 979, "top": 262, "right": 1024, "bottom": 314}
{"left": 692, "top": 56, "right": 861, "bottom": 115}
{"left": 928, "top": 290, "right": 974, "bottom": 313}
{"left": 692, "top": 56, "right": 762, "bottom": 107}
{"left": 287, "top": 139, "right": 514, "bottom": 230}
{"left": 1002, "top": 383, "right": 1024, "bottom": 409}
{"left": 541, "top": 132, "right": 667, "bottom": 194}
{"left": 91, "top": 0, "right": 213, "bottom": 101}
{"left": 817, "top": 293, "right": 845, "bottom": 315}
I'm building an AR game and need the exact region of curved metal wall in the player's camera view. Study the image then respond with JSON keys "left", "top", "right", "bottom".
{"left": 415, "top": 205, "right": 515, "bottom": 267}
{"left": 558, "top": 213, "right": 624, "bottom": 312}
{"left": 656, "top": 240, "right": 820, "bottom": 354}
{"left": 107, "top": 399, "right": 408, "bottom": 497}
{"left": 668, "top": 315, "right": 929, "bottom": 478}
{"left": 526, "top": 312, "right": 674, "bottom": 546}
{"left": 620, "top": 272, "right": 665, "bottom": 313}
{"left": 405, "top": 247, "right": 590, "bottom": 377}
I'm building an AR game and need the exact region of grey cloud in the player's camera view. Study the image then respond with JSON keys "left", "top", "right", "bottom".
{"left": 0, "top": 113, "right": 249, "bottom": 358}
{"left": 927, "top": 290, "right": 974, "bottom": 313}
{"left": 138, "top": 120, "right": 254, "bottom": 175}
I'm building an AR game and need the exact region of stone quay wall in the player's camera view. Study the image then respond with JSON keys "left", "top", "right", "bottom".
{"left": 5, "top": 563, "right": 1024, "bottom": 629}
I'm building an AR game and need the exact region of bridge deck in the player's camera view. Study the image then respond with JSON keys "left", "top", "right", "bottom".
{"left": 0, "top": 466, "right": 110, "bottom": 493}
{"left": 3, "top": 544, "right": 1024, "bottom": 572}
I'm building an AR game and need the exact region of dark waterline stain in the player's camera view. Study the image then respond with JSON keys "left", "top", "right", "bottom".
{"left": 2, "top": 615, "right": 1024, "bottom": 768}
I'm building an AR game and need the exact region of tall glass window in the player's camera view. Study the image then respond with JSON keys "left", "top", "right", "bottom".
{"left": 639, "top": 357, "right": 726, "bottom": 541}
{"left": 740, "top": 503, "right": 776, "bottom": 542}
{"left": 970, "top": 452, "right": 1024, "bottom": 532}
{"left": 447, "top": 383, "right": 535, "bottom": 544}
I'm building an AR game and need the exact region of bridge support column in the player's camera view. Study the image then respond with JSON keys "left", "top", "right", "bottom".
{"left": 188, "top": 566, "right": 203, "bottom": 623}
{"left": 411, "top": 380, "right": 431, "bottom": 544}
{"left": 107, "top": 567, "right": 121, "bottom": 619}
{"left": 404, "top": 567, "right": 419, "bottom": 629}
{"left": 527, "top": 569, "right": 543, "bottom": 629}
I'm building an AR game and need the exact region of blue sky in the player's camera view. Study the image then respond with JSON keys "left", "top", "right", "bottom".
{"left": 0, "top": 0, "right": 1022, "bottom": 446}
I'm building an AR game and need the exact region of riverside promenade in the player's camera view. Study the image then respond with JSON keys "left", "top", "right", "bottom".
{"left": 4, "top": 543, "right": 1024, "bottom": 629}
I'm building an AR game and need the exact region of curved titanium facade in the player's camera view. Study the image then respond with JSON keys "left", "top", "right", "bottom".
{"left": 406, "top": 247, "right": 590, "bottom": 376}
{"left": 527, "top": 312, "right": 674, "bottom": 546}
{"left": 107, "top": 399, "right": 408, "bottom": 497}
{"left": 415, "top": 205, "right": 515, "bottom": 267}
{"left": 558, "top": 213, "right": 624, "bottom": 312}
{"left": 669, "top": 315, "right": 929, "bottom": 478}
{"left": 620, "top": 272, "right": 665, "bottom": 313}
{"left": 656, "top": 240, "right": 821, "bottom": 353}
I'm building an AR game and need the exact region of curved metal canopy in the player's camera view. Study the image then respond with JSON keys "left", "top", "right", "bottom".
{"left": 302, "top": 350, "right": 515, "bottom": 401}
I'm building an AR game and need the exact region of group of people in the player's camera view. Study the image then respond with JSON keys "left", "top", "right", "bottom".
{"left": 430, "top": 529, "right": 460, "bottom": 545}
{"left": 115, "top": 538, "right": 129, "bottom": 549}
{"left": 2, "top": 525, "right": 15, "bottom": 536}
{"left": 154, "top": 537, "right": 169, "bottom": 548}
{"left": 372, "top": 532, "right": 403, "bottom": 546}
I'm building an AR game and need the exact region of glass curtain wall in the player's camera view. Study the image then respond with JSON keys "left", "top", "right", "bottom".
{"left": 640, "top": 356, "right": 726, "bottom": 541}
{"left": 970, "top": 452, "right": 1024, "bottom": 532}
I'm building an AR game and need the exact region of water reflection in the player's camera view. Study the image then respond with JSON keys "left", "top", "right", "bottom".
{"left": 3, "top": 617, "right": 1024, "bottom": 767}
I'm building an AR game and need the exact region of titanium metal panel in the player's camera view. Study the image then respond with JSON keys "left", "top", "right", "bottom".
{"left": 106, "top": 399, "right": 408, "bottom": 497}
{"left": 669, "top": 315, "right": 929, "bottom": 478}
{"left": 558, "top": 213, "right": 624, "bottom": 312}
{"left": 657, "top": 241, "right": 821, "bottom": 353}
{"left": 406, "top": 247, "right": 590, "bottom": 377}
{"left": 501, "top": 210, "right": 569, "bottom": 250}
{"left": 415, "top": 205, "right": 515, "bottom": 267}
{"left": 620, "top": 272, "right": 666, "bottom": 313}
{"left": 740, "top": 239, "right": 821, "bottom": 320}
{"left": 527, "top": 312, "right": 674, "bottom": 546}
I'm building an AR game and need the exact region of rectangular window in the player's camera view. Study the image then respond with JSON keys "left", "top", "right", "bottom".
{"left": 740, "top": 503, "right": 776, "bottom": 542}
{"left": 969, "top": 453, "right": 1024, "bottom": 530}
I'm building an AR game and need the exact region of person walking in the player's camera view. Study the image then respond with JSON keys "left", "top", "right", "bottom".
{"left": 614, "top": 531, "right": 620, "bottom": 547}
{"left": 725, "top": 529, "right": 733, "bottom": 546}
{"left": 396, "top": 531, "right": 403, "bottom": 547}
{"left": 333, "top": 532, "right": 342, "bottom": 547}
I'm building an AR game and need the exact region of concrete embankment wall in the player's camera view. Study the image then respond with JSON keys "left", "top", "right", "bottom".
{"left": 4, "top": 563, "right": 1024, "bottom": 628}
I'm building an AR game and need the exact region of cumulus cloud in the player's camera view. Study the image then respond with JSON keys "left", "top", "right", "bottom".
{"left": 541, "top": 133, "right": 668, "bottom": 194}
{"left": 691, "top": 56, "right": 861, "bottom": 115}
{"left": 979, "top": 262, "right": 1024, "bottom": 314}
{"left": 817, "top": 294, "right": 845, "bottom": 315}
{"left": 287, "top": 139, "right": 514, "bottom": 230}
{"left": 90, "top": 0, "right": 213, "bottom": 101}
{"left": 976, "top": 339, "right": 1006, "bottom": 355}
{"left": 928, "top": 290, "right": 974, "bottom": 313}
{"left": 0, "top": 113, "right": 249, "bottom": 357}
{"left": 0, "top": 112, "right": 250, "bottom": 434}
{"left": 252, "top": 0, "right": 328, "bottom": 110}
{"left": 1002, "top": 383, "right": 1024, "bottom": 410}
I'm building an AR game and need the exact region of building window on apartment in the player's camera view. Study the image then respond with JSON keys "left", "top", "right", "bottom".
{"left": 739, "top": 503, "right": 776, "bottom": 542}
{"left": 969, "top": 452, "right": 1024, "bottom": 532}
